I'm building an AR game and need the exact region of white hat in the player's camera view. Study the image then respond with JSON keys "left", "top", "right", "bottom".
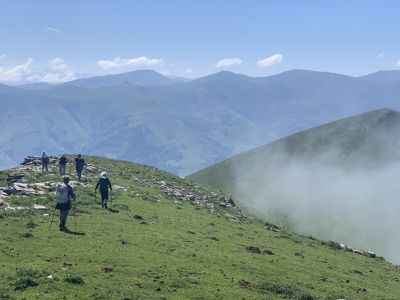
{"left": 101, "top": 172, "right": 107, "bottom": 177}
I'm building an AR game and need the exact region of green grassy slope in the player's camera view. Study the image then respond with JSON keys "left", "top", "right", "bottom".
{"left": 188, "top": 108, "right": 400, "bottom": 193}
{"left": 1, "top": 156, "right": 400, "bottom": 299}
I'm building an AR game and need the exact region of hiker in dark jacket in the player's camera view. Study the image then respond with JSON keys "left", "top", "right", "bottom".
{"left": 74, "top": 154, "right": 85, "bottom": 181}
{"left": 41, "top": 151, "right": 49, "bottom": 172}
{"left": 95, "top": 172, "right": 112, "bottom": 209}
{"left": 55, "top": 175, "right": 76, "bottom": 231}
{"left": 59, "top": 154, "right": 68, "bottom": 176}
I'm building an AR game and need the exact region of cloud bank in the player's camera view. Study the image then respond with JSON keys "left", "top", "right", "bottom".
{"left": 233, "top": 144, "right": 400, "bottom": 264}
{"left": 96, "top": 56, "right": 164, "bottom": 70}
{"left": 257, "top": 53, "right": 283, "bottom": 67}
{"left": 0, "top": 58, "right": 75, "bottom": 84}
{"left": 215, "top": 58, "right": 242, "bottom": 68}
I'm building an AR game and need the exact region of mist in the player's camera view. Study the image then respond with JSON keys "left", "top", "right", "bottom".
{"left": 233, "top": 144, "right": 400, "bottom": 264}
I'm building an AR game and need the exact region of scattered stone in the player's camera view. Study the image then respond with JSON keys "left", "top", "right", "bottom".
{"left": 25, "top": 221, "right": 38, "bottom": 228}
{"left": 33, "top": 204, "right": 47, "bottom": 210}
{"left": 365, "top": 251, "right": 376, "bottom": 258}
{"left": 352, "top": 269, "right": 363, "bottom": 275}
{"left": 7, "top": 174, "right": 25, "bottom": 185}
{"left": 101, "top": 267, "right": 114, "bottom": 273}
{"left": 246, "top": 246, "right": 262, "bottom": 254}
{"left": 21, "top": 232, "right": 33, "bottom": 238}
{"left": 263, "top": 249, "right": 274, "bottom": 255}
{"left": 294, "top": 252, "right": 304, "bottom": 258}
{"left": 238, "top": 279, "right": 251, "bottom": 288}
{"left": 21, "top": 155, "right": 59, "bottom": 167}
{"left": 133, "top": 215, "right": 144, "bottom": 220}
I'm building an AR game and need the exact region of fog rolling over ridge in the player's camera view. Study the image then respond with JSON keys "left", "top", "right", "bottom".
{"left": 189, "top": 108, "right": 400, "bottom": 263}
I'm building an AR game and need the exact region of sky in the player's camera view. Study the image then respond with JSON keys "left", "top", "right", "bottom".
{"left": 1, "top": 0, "right": 400, "bottom": 84}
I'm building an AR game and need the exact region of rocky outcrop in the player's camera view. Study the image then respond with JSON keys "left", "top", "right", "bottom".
{"left": 21, "top": 155, "right": 59, "bottom": 166}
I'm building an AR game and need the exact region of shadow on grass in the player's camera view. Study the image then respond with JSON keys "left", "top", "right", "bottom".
{"left": 63, "top": 229, "right": 86, "bottom": 236}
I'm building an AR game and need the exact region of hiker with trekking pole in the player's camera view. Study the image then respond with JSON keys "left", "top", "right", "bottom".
{"left": 95, "top": 172, "right": 112, "bottom": 209}
{"left": 51, "top": 175, "right": 76, "bottom": 232}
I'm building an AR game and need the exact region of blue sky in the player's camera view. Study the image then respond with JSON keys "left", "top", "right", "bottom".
{"left": 0, "top": 0, "right": 400, "bottom": 83}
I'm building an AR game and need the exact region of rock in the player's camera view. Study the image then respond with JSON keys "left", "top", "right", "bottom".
{"left": 365, "top": 251, "right": 376, "bottom": 258}
{"left": 33, "top": 204, "right": 47, "bottom": 210}
{"left": 101, "top": 267, "right": 114, "bottom": 273}
{"left": 238, "top": 279, "right": 251, "bottom": 288}
{"left": 25, "top": 221, "right": 38, "bottom": 228}
{"left": 294, "top": 252, "right": 304, "bottom": 258}
{"left": 185, "top": 193, "right": 196, "bottom": 201}
{"left": 21, "top": 232, "right": 33, "bottom": 238}
{"left": 11, "top": 183, "right": 38, "bottom": 196}
{"left": 21, "top": 155, "right": 59, "bottom": 167}
{"left": 7, "top": 174, "right": 25, "bottom": 185}
{"left": 133, "top": 215, "right": 144, "bottom": 220}
{"left": 263, "top": 249, "right": 274, "bottom": 255}
{"left": 246, "top": 246, "right": 262, "bottom": 254}
{"left": 0, "top": 189, "right": 8, "bottom": 198}
{"left": 85, "top": 164, "right": 106, "bottom": 174}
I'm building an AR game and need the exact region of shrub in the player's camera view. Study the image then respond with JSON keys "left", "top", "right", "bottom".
{"left": 64, "top": 274, "right": 85, "bottom": 285}
{"left": 257, "top": 281, "right": 316, "bottom": 300}
{"left": 326, "top": 240, "right": 342, "bottom": 250}
{"left": 14, "top": 278, "right": 38, "bottom": 290}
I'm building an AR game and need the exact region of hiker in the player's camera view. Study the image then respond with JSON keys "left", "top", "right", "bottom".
{"left": 41, "top": 152, "right": 49, "bottom": 172}
{"left": 74, "top": 154, "right": 85, "bottom": 181}
{"left": 95, "top": 172, "right": 112, "bottom": 209}
{"left": 59, "top": 154, "right": 68, "bottom": 176}
{"left": 55, "top": 175, "right": 76, "bottom": 232}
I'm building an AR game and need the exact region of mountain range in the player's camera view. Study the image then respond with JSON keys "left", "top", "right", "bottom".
{"left": 2, "top": 69, "right": 400, "bottom": 175}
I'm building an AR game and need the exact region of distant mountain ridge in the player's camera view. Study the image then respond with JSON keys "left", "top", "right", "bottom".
{"left": 63, "top": 69, "right": 187, "bottom": 88}
{"left": 2, "top": 69, "right": 400, "bottom": 175}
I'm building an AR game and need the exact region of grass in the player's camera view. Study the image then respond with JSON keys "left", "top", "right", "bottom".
{"left": 0, "top": 156, "right": 400, "bottom": 299}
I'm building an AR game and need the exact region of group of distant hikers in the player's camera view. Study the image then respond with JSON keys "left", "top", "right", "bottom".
{"left": 41, "top": 152, "right": 112, "bottom": 232}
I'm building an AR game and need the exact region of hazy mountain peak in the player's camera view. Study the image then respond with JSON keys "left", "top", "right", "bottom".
{"left": 63, "top": 69, "right": 182, "bottom": 88}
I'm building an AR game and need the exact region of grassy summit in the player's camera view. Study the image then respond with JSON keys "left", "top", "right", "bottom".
{"left": 1, "top": 156, "right": 400, "bottom": 299}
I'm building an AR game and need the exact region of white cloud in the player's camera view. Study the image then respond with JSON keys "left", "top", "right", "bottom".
{"left": 0, "top": 58, "right": 34, "bottom": 83}
{"left": 185, "top": 69, "right": 194, "bottom": 74}
{"left": 43, "top": 26, "right": 61, "bottom": 33}
{"left": 96, "top": 56, "right": 164, "bottom": 70}
{"left": 377, "top": 52, "right": 386, "bottom": 59}
{"left": 0, "top": 54, "right": 6, "bottom": 60}
{"left": 257, "top": 53, "right": 283, "bottom": 67}
{"left": 215, "top": 58, "right": 242, "bottom": 68}
{"left": 40, "top": 58, "right": 76, "bottom": 83}
{"left": 396, "top": 59, "right": 400, "bottom": 66}
{"left": 0, "top": 57, "right": 76, "bottom": 84}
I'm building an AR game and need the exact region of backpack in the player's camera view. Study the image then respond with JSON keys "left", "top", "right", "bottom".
{"left": 56, "top": 183, "right": 70, "bottom": 204}
{"left": 42, "top": 155, "right": 49, "bottom": 164}
{"left": 99, "top": 177, "right": 109, "bottom": 191}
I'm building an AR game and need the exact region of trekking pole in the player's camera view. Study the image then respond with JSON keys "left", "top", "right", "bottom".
{"left": 48, "top": 207, "right": 56, "bottom": 230}
{"left": 73, "top": 200, "right": 77, "bottom": 231}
